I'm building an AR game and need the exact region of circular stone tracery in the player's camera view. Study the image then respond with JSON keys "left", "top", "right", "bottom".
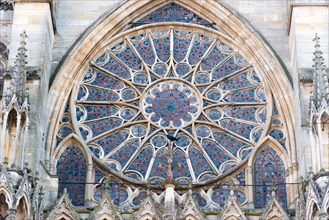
{"left": 142, "top": 81, "right": 201, "bottom": 128}
{"left": 73, "top": 24, "right": 270, "bottom": 184}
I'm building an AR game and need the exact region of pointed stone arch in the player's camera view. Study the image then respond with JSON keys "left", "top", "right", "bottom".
{"left": 0, "top": 193, "right": 9, "bottom": 218}
{"left": 15, "top": 196, "right": 29, "bottom": 220}
{"left": 52, "top": 134, "right": 92, "bottom": 169}
{"left": 247, "top": 137, "right": 289, "bottom": 209}
{"left": 46, "top": 189, "right": 80, "bottom": 220}
{"left": 47, "top": 1, "right": 295, "bottom": 177}
{"left": 52, "top": 134, "right": 93, "bottom": 206}
{"left": 260, "top": 192, "right": 290, "bottom": 220}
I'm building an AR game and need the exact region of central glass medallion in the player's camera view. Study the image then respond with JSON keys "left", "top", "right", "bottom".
{"left": 142, "top": 80, "right": 202, "bottom": 129}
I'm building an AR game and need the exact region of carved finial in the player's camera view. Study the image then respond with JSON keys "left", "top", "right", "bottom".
{"left": 229, "top": 179, "right": 235, "bottom": 196}
{"left": 310, "top": 33, "right": 329, "bottom": 114}
{"left": 4, "top": 30, "right": 29, "bottom": 109}
{"left": 3, "top": 157, "right": 8, "bottom": 168}
{"left": 270, "top": 181, "right": 277, "bottom": 198}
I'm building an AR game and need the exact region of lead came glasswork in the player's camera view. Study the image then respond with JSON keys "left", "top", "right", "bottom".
{"left": 254, "top": 147, "right": 287, "bottom": 208}
{"left": 74, "top": 25, "right": 269, "bottom": 184}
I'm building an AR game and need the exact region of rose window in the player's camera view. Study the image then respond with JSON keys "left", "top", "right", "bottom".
{"left": 74, "top": 24, "right": 269, "bottom": 184}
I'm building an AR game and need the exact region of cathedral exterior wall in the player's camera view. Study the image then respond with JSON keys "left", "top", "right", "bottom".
{"left": 0, "top": 0, "right": 328, "bottom": 219}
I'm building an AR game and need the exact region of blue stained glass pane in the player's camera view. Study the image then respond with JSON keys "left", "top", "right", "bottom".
{"left": 207, "top": 108, "right": 222, "bottom": 121}
{"left": 132, "top": 3, "right": 212, "bottom": 28}
{"left": 133, "top": 191, "right": 147, "bottom": 206}
{"left": 250, "top": 70, "right": 261, "bottom": 83}
{"left": 188, "top": 38, "right": 212, "bottom": 65}
{"left": 95, "top": 167, "right": 106, "bottom": 183}
{"left": 172, "top": 150, "right": 191, "bottom": 179}
{"left": 202, "top": 140, "right": 232, "bottom": 168}
{"left": 85, "top": 118, "right": 123, "bottom": 137}
{"left": 241, "top": 147, "right": 253, "bottom": 160}
{"left": 151, "top": 135, "right": 167, "bottom": 148}
{"left": 176, "top": 63, "right": 190, "bottom": 76}
{"left": 57, "top": 144, "right": 86, "bottom": 206}
{"left": 121, "top": 89, "right": 137, "bottom": 101}
{"left": 133, "top": 38, "right": 155, "bottom": 66}
{"left": 224, "top": 107, "right": 258, "bottom": 122}
{"left": 114, "top": 46, "right": 142, "bottom": 70}
{"left": 189, "top": 147, "right": 214, "bottom": 178}
{"left": 235, "top": 171, "right": 246, "bottom": 186}
{"left": 174, "top": 36, "right": 192, "bottom": 62}
{"left": 269, "top": 129, "right": 284, "bottom": 142}
{"left": 100, "top": 56, "right": 131, "bottom": 80}
{"left": 95, "top": 52, "right": 108, "bottom": 64}
{"left": 57, "top": 126, "right": 73, "bottom": 139}
{"left": 212, "top": 56, "right": 243, "bottom": 80}
{"left": 273, "top": 103, "right": 280, "bottom": 115}
{"left": 152, "top": 89, "right": 190, "bottom": 122}
{"left": 134, "top": 73, "right": 148, "bottom": 84}
{"left": 223, "top": 88, "right": 258, "bottom": 103}
{"left": 127, "top": 146, "right": 153, "bottom": 178}
{"left": 76, "top": 107, "right": 85, "bottom": 121}
{"left": 195, "top": 73, "right": 210, "bottom": 84}
{"left": 95, "top": 181, "right": 128, "bottom": 207}
{"left": 201, "top": 46, "right": 230, "bottom": 71}
{"left": 153, "top": 63, "right": 167, "bottom": 76}
{"left": 258, "top": 108, "right": 267, "bottom": 123}
{"left": 96, "top": 130, "right": 129, "bottom": 155}
{"left": 153, "top": 37, "right": 170, "bottom": 62}
{"left": 109, "top": 139, "right": 139, "bottom": 169}
{"left": 192, "top": 192, "right": 207, "bottom": 207}
{"left": 273, "top": 119, "right": 281, "bottom": 125}
{"left": 149, "top": 149, "right": 168, "bottom": 179}
{"left": 83, "top": 68, "right": 94, "bottom": 82}
{"left": 213, "top": 131, "right": 247, "bottom": 157}
{"left": 77, "top": 86, "right": 87, "bottom": 101}
{"left": 254, "top": 147, "right": 287, "bottom": 208}
{"left": 212, "top": 185, "right": 246, "bottom": 207}
{"left": 90, "top": 71, "right": 125, "bottom": 90}
{"left": 86, "top": 86, "right": 120, "bottom": 102}
{"left": 218, "top": 71, "right": 253, "bottom": 90}
{"left": 212, "top": 185, "right": 230, "bottom": 207}
{"left": 85, "top": 105, "right": 119, "bottom": 121}
{"left": 79, "top": 127, "right": 89, "bottom": 140}
{"left": 220, "top": 119, "right": 255, "bottom": 140}
{"left": 237, "top": 191, "right": 247, "bottom": 204}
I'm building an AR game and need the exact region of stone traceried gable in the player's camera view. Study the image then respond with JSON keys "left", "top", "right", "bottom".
{"left": 46, "top": 189, "right": 80, "bottom": 220}
{"left": 218, "top": 189, "right": 247, "bottom": 220}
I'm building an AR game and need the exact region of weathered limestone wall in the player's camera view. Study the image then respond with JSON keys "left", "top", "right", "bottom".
{"left": 222, "top": 0, "right": 291, "bottom": 73}
{"left": 9, "top": 3, "right": 54, "bottom": 174}
{"left": 51, "top": 0, "right": 122, "bottom": 76}
{"left": 289, "top": 4, "right": 329, "bottom": 176}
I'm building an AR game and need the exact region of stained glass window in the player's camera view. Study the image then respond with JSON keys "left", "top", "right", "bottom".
{"left": 73, "top": 24, "right": 270, "bottom": 185}
{"left": 253, "top": 146, "right": 287, "bottom": 208}
{"left": 57, "top": 144, "right": 87, "bottom": 206}
{"left": 131, "top": 3, "right": 213, "bottom": 28}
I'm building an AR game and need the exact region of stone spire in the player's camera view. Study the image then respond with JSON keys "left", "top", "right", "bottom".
{"left": 310, "top": 33, "right": 329, "bottom": 115}
{"left": 4, "top": 30, "right": 29, "bottom": 110}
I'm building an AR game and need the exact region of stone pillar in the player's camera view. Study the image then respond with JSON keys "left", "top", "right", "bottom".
{"left": 9, "top": 2, "right": 54, "bottom": 173}
{"left": 12, "top": 114, "right": 21, "bottom": 168}
{"left": 0, "top": 112, "right": 8, "bottom": 163}
{"left": 164, "top": 183, "right": 176, "bottom": 220}
{"left": 8, "top": 208, "right": 16, "bottom": 220}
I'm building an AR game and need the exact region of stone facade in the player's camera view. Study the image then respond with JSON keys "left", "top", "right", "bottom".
{"left": 0, "top": 0, "right": 328, "bottom": 219}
